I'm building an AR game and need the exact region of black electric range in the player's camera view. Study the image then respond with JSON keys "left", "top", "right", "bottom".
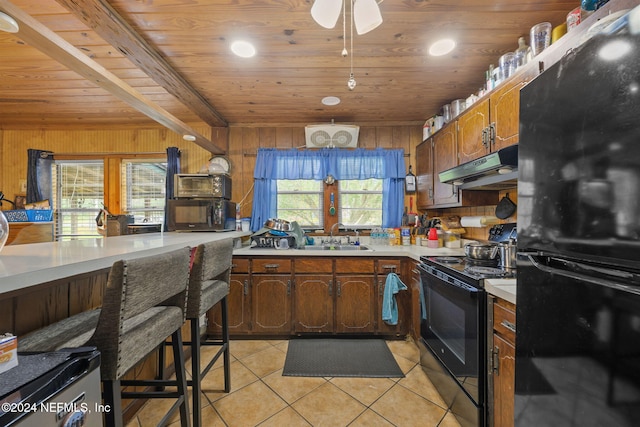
{"left": 417, "top": 222, "right": 516, "bottom": 427}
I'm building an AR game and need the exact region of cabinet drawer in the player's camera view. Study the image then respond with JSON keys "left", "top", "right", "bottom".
{"left": 494, "top": 298, "right": 516, "bottom": 345}
{"left": 231, "top": 257, "right": 249, "bottom": 273}
{"left": 295, "top": 258, "right": 333, "bottom": 273}
{"left": 377, "top": 260, "right": 401, "bottom": 275}
{"left": 335, "top": 258, "right": 374, "bottom": 274}
{"left": 252, "top": 259, "right": 292, "bottom": 274}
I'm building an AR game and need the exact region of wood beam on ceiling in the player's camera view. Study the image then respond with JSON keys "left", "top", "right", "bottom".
{"left": 0, "top": 0, "right": 225, "bottom": 154}
{"left": 54, "top": 0, "right": 228, "bottom": 129}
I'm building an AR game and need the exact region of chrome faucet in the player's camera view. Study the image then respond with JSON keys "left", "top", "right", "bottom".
{"left": 330, "top": 222, "right": 344, "bottom": 244}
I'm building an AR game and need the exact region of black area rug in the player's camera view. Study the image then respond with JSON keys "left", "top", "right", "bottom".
{"left": 283, "top": 338, "right": 404, "bottom": 378}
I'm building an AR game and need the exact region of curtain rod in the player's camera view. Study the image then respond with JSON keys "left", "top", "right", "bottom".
{"left": 242, "top": 152, "right": 410, "bottom": 157}
{"left": 40, "top": 151, "right": 171, "bottom": 157}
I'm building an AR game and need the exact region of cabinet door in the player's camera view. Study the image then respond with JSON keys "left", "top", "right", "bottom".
{"left": 432, "top": 126, "right": 460, "bottom": 206}
{"left": 252, "top": 274, "right": 292, "bottom": 334}
{"left": 294, "top": 274, "right": 334, "bottom": 333}
{"left": 493, "top": 334, "right": 515, "bottom": 427}
{"left": 415, "top": 139, "right": 434, "bottom": 209}
{"left": 376, "top": 261, "right": 403, "bottom": 335}
{"left": 207, "top": 272, "right": 251, "bottom": 334}
{"left": 457, "top": 98, "right": 490, "bottom": 164}
{"left": 490, "top": 78, "right": 527, "bottom": 151}
{"left": 335, "top": 275, "right": 375, "bottom": 333}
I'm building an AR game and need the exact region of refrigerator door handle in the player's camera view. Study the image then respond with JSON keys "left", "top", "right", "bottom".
{"left": 526, "top": 254, "right": 640, "bottom": 296}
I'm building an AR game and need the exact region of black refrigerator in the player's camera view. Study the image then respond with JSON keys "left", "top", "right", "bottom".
{"left": 516, "top": 7, "right": 640, "bottom": 427}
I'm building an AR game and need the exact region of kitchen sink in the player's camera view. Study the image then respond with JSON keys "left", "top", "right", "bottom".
{"left": 300, "top": 245, "right": 371, "bottom": 251}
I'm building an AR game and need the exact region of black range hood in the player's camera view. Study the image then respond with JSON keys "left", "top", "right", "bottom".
{"left": 438, "top": 144, "right": 518, "bottom": 190}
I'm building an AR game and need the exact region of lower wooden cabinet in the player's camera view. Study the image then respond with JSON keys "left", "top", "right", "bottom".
{"left": 294, "top": 274, "right": 334, "bottom": 333}
{"left": 215, "top": 255, "right": 410, "bottom": 337}
{"left": 335, "top": 274, "right": 376, "bottom": 333}
{"left": 376, "top": 260, "right": 404, "bottom": 335}
{"left": 489, "top": 296, "right": 516, "bottom": 427}
{"left": 252, "top": 274, "right": 292, "bottom": 334}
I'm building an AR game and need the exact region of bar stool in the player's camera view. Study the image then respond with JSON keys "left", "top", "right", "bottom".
{"left": 184, "top": 239, "right": 233, "bottom": 426}
{"left": 19, "top": 247, "right": 193, "bottom": 427}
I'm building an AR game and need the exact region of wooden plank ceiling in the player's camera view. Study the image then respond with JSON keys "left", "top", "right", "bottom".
{"left": 0, "top": 0, "right": 579, "bottom": 133}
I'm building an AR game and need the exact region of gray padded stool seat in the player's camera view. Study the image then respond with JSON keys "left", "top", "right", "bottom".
{"left": 183, "top": 238, "right": 233, "bottom": 426}
{"left": 19, "top": 247, "right": 193, "bottom": 427}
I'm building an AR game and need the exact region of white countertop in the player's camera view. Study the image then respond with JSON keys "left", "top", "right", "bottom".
{"left": 0, "top": 233, "right": 467, "bottom": 296}
{"left": 485, "top": 278, "right": 517, "bottom": 305}
{"left": 0, "top": 231, "right": 249, "bottom": 294}
{"left": 233, "top": 242, "right": 466, "bottom": 261}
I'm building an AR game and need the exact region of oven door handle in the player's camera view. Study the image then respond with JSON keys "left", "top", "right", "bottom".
{"left": 418, "top": 263, "right": 478, "bottom": 292}
{"left": 526, "top": 254, "right": 640, "bottom": 296}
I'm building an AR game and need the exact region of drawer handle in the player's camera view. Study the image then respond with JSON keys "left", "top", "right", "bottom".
{"left": 500, "top": 319, "right": 516, "bottom": 333}
{"left": 381, "top": 264, "right": 397, "bottom": 271}
{"left": 264, "top": 263, "right": 280, "bottom": 269}
{"left": 232, "top": 263, "right": 238, "bottom": 268}
{"left": 411, "top": 269, "right": 420, "bottom": 275}
{"left": 243, "top": 280, "right": 249, "bottom": 295}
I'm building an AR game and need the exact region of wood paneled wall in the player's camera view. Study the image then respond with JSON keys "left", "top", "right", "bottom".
{"left": 0, "top": 125, "right": 215, "bottom": 204}
{"left": 1, "top": 123, "right": 516, "bottom": 239}
{"left": 227, "top": 125, "right": 423, "bottom": 218}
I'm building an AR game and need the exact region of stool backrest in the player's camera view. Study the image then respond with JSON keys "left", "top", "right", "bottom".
{"left": 187, "top": 239, "right": 233, "bottom": 313}
{"left": 120, "top": 248, "right": 191, "bottom": 319}
{"left": 91, "top": 247, "right": 191, "bottom": 378}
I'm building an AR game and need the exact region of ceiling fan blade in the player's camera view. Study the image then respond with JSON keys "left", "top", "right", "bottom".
{"left": 354, "top": 0, "right": 383, "bottom": 35}
{"left": 311, "top": 0, "right": 343, "bottom": 29}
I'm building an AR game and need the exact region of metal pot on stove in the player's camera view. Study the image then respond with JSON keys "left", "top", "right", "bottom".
{"left": 497, "top": 239, "right": 517, "bottom": 269}
{"left": 464, "top": 242, "right": 499, "bottom": 260}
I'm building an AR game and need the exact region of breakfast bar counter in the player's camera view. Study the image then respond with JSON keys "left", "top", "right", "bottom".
{"left": 0, "top": 231, "right": 248, "bottom": 295}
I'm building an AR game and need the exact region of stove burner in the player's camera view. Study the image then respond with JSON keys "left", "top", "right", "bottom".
{"left": 465, "top": 266, "right": 509, "bottom": 277}
{"left": 433, "top": 256, "right": 463, "bottom": 264}
{"left": 465, "top": 257, "right": 498, "bottom": 267}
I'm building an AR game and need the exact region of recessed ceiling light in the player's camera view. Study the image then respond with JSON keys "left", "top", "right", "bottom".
{"left": 0, "top": 12, "right": 19, "bottom": 33}
{"left": 429, "top": 39, "right": 456, "bottom": 56}
{"left": 231, "top": 40, "right": 256, "bottom": 58}
{"left": 322, "top": 96, "right": 341, "bottom": 106}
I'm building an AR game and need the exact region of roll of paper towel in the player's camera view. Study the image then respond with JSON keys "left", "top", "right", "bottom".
{"left": 460, "top": 216, "right": 501, "bottom": 227}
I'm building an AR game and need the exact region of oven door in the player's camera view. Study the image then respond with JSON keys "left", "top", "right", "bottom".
{"left": 419, "top": 263, "right": 486, "bottom": 405}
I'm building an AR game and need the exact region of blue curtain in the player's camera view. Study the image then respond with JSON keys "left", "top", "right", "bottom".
{"left": 26, "top": 149, "right": 53, "bottom": 204}
{"left": 251, "top": 148, "right": 405, "bottom": 230}
{"left": 164, "top": 147, "right": 181, "bottom": 231}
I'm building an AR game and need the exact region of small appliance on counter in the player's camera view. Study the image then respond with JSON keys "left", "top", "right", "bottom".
{"left": 167, "top": 170, "right": 236, "bottom": 232}
{"left": 174, "top": 173, "right": 232, "bottom": 199}
{"left": 167, "top": 198, "right": 236, "bottom": 231}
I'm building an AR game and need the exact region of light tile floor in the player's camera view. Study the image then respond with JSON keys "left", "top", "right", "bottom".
{"left": 125, "top": 337, "right": 461, "bottom": 427}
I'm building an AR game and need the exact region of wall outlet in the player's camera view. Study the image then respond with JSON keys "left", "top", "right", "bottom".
{"left": 20, "top": 179, "right": 27, "bottom": 193}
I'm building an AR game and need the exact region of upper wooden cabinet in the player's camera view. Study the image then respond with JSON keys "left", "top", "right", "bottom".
{"left": 457, "top": 69, "right": 536, "bottom": 164}
{"left": 416, "top": 130, "right": 497, "bottom": 210}
{"left": 415, "top": 139, "right": 434, "bottom": 208}
{"left": 457, "top": 98, "right": 491, "bottom": 164}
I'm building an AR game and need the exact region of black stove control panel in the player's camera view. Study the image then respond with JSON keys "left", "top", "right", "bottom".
{"left": 488, "top": 223, "right": 516, "bottom": 242}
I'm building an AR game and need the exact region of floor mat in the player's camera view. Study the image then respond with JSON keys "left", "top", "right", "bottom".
{"left": 283, "top": 338, "right": 404, "bottom": 378}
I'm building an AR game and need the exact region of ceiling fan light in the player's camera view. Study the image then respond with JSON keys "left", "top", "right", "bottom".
{"left": 311, "top": 0, "right": 343, "bottom": 29}
{"left": 354, "top": 0, "right": 383, "bottom": 35}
